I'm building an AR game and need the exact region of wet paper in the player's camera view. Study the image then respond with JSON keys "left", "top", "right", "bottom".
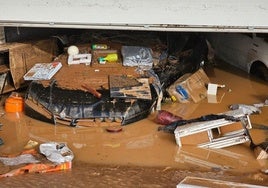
{"left": 0, "top": 154, "right": 39, "bottom": 166}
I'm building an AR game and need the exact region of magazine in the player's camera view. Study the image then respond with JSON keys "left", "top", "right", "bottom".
{"left": 23, "top": 62, "right": 62, "bottom": 80}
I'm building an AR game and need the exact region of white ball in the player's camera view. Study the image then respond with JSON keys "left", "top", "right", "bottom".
{"left": 67, "top": 45, "right": 79, "bottom": 55}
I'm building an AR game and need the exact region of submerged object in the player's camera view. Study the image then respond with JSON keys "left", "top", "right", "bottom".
{"left": 158, "top": 113, "right": 240, "bottom": 134}
{"left": 106, "top": 126, "right": 123, "bottom": 133}
{"left": 24, "top": 80, "right": 157, "bottom": 127}
{"left": 154, "top": 110, "right": 183, "bottom": 125}
{"left": 0, "top": 138, "right": 3, "bottom": 146}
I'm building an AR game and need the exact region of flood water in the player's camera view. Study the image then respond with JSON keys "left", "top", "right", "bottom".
{"left": 0, "top": 61, "right": 268, "bottom": 187}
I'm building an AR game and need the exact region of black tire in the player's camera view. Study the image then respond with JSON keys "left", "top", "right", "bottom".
{"left": 255, "top": 64, "right": 268, "bottom": 81}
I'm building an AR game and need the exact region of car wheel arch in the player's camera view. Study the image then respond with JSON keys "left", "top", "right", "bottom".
{"left": 250, "top": 61, "right": 268, "bottom": 81}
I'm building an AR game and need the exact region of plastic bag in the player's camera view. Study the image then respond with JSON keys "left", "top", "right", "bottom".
{"left": 0, "top": 154, "right": 39, "bottom": 166}
{"left": 121, "top": 46, "right": 153, "bottom": 68}
{"left": 39, "top": 142, "right": 74, "bottom": 164}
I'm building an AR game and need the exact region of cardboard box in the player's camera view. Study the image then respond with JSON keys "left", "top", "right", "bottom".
{"left": 167, "top": 68, "right": 210, "bottom": 103}
{"left": 0, "top": 39, "right": 58, "bottom": 93}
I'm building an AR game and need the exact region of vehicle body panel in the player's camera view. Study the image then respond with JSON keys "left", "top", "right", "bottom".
{"left": 206, "top": 33, "right": 268, "bottom": 73}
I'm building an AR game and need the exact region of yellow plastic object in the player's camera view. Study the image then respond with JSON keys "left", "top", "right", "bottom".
{"left": 98, "top": 53, "right": 118, "bottom": 64}
{"left": 171, "top": 95, "right": 177, "bottom": 102}
{"left": 5, "top": 92, "right": 24, "bottom": 112}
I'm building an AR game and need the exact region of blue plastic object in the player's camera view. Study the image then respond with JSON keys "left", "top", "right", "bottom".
{"left": 175, "top": 85, "right": 188, "bottom": 99}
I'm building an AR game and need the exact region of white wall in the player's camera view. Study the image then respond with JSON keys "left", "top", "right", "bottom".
{"left": 0, "top": 0, "right": 268, "bottom": 32}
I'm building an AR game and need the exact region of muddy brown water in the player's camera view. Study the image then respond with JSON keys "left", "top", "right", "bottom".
{"left": 0, "top": 62, "right": 268, "bottom": 187}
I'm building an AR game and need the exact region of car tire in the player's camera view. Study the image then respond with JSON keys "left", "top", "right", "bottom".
{"left": 250, "top": 62, "right": 268, "bottom": 81}
{"left": 256, "top": 64, "right": 268, "bottom": 81}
